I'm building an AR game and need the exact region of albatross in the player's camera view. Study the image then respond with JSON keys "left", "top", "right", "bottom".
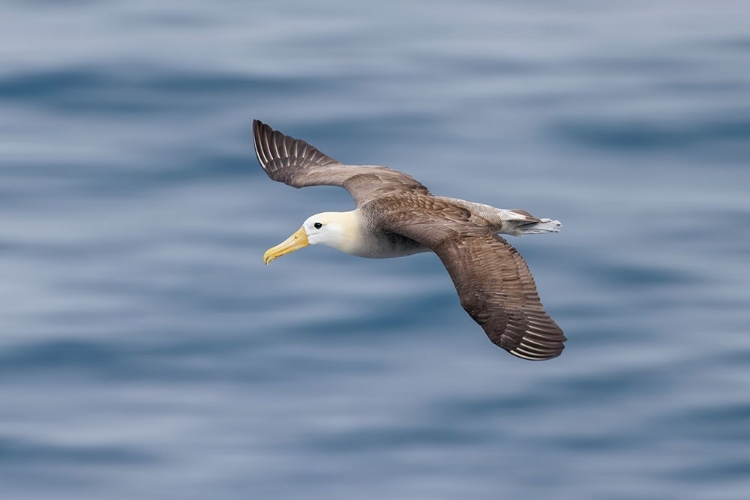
{"left": 254, "top": 120, "right": 566, "bottom": 360}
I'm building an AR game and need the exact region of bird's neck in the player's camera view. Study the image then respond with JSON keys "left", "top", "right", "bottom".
{"left": 325, "top": 210, "right": 363, "bottom": 255}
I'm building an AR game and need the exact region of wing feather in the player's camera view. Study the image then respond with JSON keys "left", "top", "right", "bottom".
{"left": 253, "top": 120, "right": 430, "bottom": 205}
{"left": 440, "top": 235, "right": 565, "bottom": 360}
{"left": 375, "top": 198, "right": 565, "bottom": 360}
{"left": 441, "top": 235, "right": 565, "bottom": 360}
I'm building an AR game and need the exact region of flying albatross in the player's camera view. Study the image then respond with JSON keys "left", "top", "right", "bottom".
{"left": 254, "top": 120, "right": 566, "bottom": 360}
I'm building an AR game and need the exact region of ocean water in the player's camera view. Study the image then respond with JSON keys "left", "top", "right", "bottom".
{"left": 2, "top": 1, "right": 749, "bottom": 498}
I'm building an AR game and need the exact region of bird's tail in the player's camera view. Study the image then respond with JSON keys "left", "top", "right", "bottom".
{"left": 515, "top": 217, "right": 562, "bottom": 235}
{"left": 497, "top": 209, "right": 562, "bottom": 236}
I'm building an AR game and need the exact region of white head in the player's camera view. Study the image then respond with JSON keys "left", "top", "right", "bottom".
{"left": 263, "top": 211, "right": 359, "bottom": 264}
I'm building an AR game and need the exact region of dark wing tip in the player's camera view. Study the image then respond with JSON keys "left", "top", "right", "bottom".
{"left": 252, "top": 119, "right": 274, "bottom": 170}
{"left": 492, "top": 298, "right": 565, "bottom": 361}
{"left": 252, "top": 119, "right": 341, "bottom": 174}
{"left": 503, "top": 320, "right": 566, "bottom": 361}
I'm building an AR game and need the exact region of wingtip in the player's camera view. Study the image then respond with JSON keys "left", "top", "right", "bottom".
{"left": 252, "top": 119, "right": 270, "bottom": 140}
{"left": 507, "top": 325, "right": 566, "bottom": 360}
{"left": 252, "top": 119, "right": 270, "bottom": 168}
{"left": 510, "top": 342, "right": 565, "bottom": 361}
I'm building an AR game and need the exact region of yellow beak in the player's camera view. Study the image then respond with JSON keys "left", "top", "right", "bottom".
{"left": 263, "top": 226, "right": 309, "bottom": 265}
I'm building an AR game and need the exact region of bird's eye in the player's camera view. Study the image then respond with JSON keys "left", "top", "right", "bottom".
{"left": 313, "top": 222, "right": 323, "bottom": 229}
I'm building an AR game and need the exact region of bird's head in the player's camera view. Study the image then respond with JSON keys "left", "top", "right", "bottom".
{"left": 263, "top": 211, "right": 359, "bottom": 264}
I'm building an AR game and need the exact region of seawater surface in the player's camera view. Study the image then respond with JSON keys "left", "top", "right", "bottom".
{"left": 1, "top": 1, "right": 749, "bottom": 499}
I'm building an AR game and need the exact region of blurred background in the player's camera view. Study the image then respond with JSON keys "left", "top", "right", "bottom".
{"left": 1, "top": 1, "right": 749, "bottom": 498}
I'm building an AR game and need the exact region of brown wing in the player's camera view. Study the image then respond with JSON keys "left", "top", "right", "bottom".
{"left": 253, "top": 120, "right": 430, "bottom": 206}
{"left": 376, "top": 198, "right": 566, "bottom": 360}
{"left": 435, "top": 235, "right": 566, "bottom": 360}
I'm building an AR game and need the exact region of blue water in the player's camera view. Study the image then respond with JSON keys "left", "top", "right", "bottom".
{"left": 2, "top": 1, "right": 749, "bottom": 498}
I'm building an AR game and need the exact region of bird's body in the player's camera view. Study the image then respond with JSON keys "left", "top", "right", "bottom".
{"left": 254, "top": 120, "right": 566, "bottom": 360}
